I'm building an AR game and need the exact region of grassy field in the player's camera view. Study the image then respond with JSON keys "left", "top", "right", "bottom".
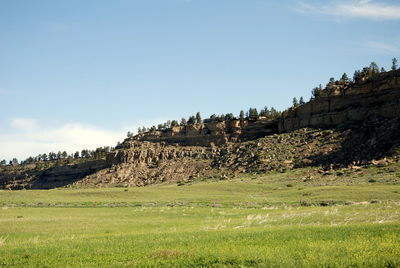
{"left": 1, "top": 164, "right": 400, "bottom": 267}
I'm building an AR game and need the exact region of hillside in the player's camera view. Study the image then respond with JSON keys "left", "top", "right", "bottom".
{"left": 1, "top": 69, "right": 400, "bottom": 189}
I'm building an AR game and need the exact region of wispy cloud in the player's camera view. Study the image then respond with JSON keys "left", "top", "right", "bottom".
{"left": 296, "top": 0, "right": 400, "bottom": 20}
{"left": 366, "top": 41, "right": 400, "bottom": 54}
{"left": 10, "top": 117, "right": 38, "bottom": 132}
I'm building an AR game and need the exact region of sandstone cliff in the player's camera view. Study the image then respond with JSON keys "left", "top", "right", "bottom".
{"left": 128, "top": 70, "right": 400, "bottom": 147}
{"left": 131, "top": 119, "right": 278, "bottom": 146}
{"left": 279, "top": 70, "right": 400, "bottom": 132}
{"left": 1, "top": 69, "right": 399, "bottom": 189}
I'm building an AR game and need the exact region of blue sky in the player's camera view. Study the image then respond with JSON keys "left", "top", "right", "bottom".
{"left": 1, "top": 0, "right": 399, "bottom": 161}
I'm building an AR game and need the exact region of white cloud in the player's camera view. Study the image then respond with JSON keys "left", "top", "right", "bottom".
{"left": 0, "top": 121, "right": 125, "bottom": 161}
{"left": 0, "top": 117, "right": 171, "bottom": 161}
{"left": 10, "top": 118, "right": 38, "bottom": 132}
{"left": 366, "top": 41, "right": 400, "bottom": 54}
{"left": 296, "top": 0, "right": 400, "bottom": 20}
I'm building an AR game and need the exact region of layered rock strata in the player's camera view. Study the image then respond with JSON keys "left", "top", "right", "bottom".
{"left": 131, "top": 70, "right": 400, "bottom": 146}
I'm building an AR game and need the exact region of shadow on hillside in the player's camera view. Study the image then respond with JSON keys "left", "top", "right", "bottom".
{"left": 302, "top": 117, "right": 400, "bottom": 169}
{"left": 28, "top": 160, "right": 110, "bottom": 189}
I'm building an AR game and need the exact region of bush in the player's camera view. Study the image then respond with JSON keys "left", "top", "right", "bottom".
{"left": 300, "top": 200, "right": 312, "bottom": 206}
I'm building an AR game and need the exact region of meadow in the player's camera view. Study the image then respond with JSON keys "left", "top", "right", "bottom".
{"left": 1, "top": 164, "right": 400, "bottom": 267}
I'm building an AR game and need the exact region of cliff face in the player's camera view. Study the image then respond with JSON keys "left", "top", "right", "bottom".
{"left": 1, "top": 70, "right": 399, "bottom": 189}
{"left": 73, "top": 141, "right": 226, "bottom": 187}
{"left": 0, "top": 160, "right": 108, "bottom": 189}
{"left": 129, "top": 70, "right": 400, "bottom": 147}
{"left": 108, "top": 141, "right": 219, "bottom": 164}
{"left": 71, "top": 116, "right": 400, "bottom": 188}
{"left": 131, "top": 119, "right": 278, "bottom": 147}
{"left": 279, "top": 70, "right": 400, "bottom": 132}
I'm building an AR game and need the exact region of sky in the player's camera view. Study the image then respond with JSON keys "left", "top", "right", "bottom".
{"left": 1, "top": 0, "right": 399, "bottom": 161}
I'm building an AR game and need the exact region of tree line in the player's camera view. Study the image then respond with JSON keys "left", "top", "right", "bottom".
{"left": 134, "top": 105, "right": 287, "bottom": 137}
{"left": 4, "top": 59, "right": 398, "bottom": 164}
{"left": 132, "top": 59, "right": 398, "bottom": 139}
{"left": 0, "top": 146, "right": 114, "bottom": 166}
{"left": 311, "top": 58, "right": 398, "bottom": 99}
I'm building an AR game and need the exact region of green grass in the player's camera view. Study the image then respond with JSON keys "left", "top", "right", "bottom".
{"left": 1, "top": 164, "right": 400, "bottom": 267}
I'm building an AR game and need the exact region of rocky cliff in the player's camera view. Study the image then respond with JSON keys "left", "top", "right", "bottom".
{"left": 71, "top": 117, "right": 400, "bottom": 188}
{"left": 127, "top": 70, "right": 400, "bottom": 147}
{"left": 0, "top": 159, "right": 108, "bottom": 189}
{"left": 1, "top": 70, "right": 399, "bottom": 189}
{"left": 279, "top": 70, "right": 400, "bottom": 132}
{"left": 131, "top": 119, "right": 278, "bottom": 147}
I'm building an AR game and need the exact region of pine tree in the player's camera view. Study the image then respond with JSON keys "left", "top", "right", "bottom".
{"left": 292, "top": 97, "right": 299, "bottom": 108}
{"left": 299, "top": 96, "right": 305, "bottom": 105}
{"left": 270, "top": 107, "right": 279, "bottom": 119}
{"left": 392, "top": 58, "right": 398, "bottom": 71}
{"left": 353, "top": 70, "right": 361, "bottom": 83}
{"left": 312, "top": 87, "right": 321, "bottom": 98}
{"left": 187, "top": 116, "right": 196, "bottom": 125}
{"left": 340, "top": 73, "right": 349, "bottom": 83}
{"left": 48, "top": 152, "right": 54, "bottom": 161}
{"left": 224, "top": 113, "right": 235, "bottom": 121}
{"left": 369, "top": 62, "right": 379, "bottom": 74}
{"left": 248, "top": 108, "right": 259, "bottom": 120}
{"left": 195, "top": 112, "right": 202, "bottom": 124}
{"left": 264, "top": 107, "right": 271, "bottom": 119}
{"left": 239, "top": 110, "right": 245, "bottom": 121}
{"left": 171, "top": 120, "right": 178, "bottom": 127}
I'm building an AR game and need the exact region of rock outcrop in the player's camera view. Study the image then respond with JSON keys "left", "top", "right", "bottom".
{"left": 131, "top": 119, "right": 278, "bottom": 147}
{"left": 0, "top": 160, "right": 109, "bottom": 189}
{"left": 130, "top": 70, "right": 400, "bottom": 146}
{"left": 111, "top": 141, "right": 219, "bottom": 164}
{"left": 279, "top": 70, "right": 400, "bottom": 132}
{"left": 1, "top": 70, "right": 399, "bottom": 189}
{"left": 73, "top": 141, "right": 225, "bottom": 187}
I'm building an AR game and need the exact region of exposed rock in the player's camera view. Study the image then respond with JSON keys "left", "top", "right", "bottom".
{"left": 1, "top": 70, "right": 399, "bottom": 189}
{"left": 130, "top": 119, "right": 278, "bottom": 147}
{"left": 0, "top": 160, "right": 109, "bottom": 189}
{"left": 279, "top": 70, "right": 400, "bottom": 132}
